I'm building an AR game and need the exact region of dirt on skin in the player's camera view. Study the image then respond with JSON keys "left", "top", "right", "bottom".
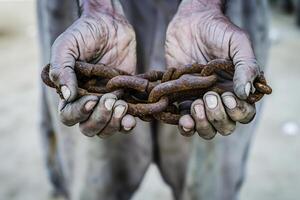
{"left": 0, "top": 1, "right": 299, "bottom": 200}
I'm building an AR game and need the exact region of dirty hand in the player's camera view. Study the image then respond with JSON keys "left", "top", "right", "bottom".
{"left": 165, "top": 0, "right": 258, "bottom": 139}
{"left": 49, "top": 0, "right": 137, "bottom": 138}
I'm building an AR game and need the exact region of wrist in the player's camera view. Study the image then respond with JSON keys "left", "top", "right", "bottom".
{"left": 179, "top": 0, "right": 223, "bottom": 13}
{"left": 82, "top": 0, "right": 123, "bottom": 18}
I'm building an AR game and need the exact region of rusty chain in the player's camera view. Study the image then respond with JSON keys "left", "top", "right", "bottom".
{"left": 41, "top": 59, "right": 272, "bottom": 125}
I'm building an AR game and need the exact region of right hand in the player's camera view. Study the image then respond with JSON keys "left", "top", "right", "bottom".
{"left": 49, "top": 6, "right": 137, "bottom": 138}
{"left": 165, "top": 1, "right": 258, "bottom": 139}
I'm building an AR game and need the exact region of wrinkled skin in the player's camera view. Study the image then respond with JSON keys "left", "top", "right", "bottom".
{"left": 41, "top": 0, "right": 269, "bottom": 199}
{"left": 165, "top": 1, "right": 259, "bottom": 139}
{"left": 50, "top": 0, "right": 259, "bottom": 139}
{"left": 49, "top": 4, "right": 137, "bottom": 138}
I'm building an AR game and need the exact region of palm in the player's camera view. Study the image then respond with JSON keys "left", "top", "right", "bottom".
{"left": 53, "top": 14, "right": 137, "bottom": 75}
{"left": 165, "top": 10, "right": 241, "bottom": 68}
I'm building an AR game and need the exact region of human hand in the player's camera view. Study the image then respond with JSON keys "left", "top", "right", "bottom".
{"left": 165, "top": 0, "right": 259, "bottom": 139}
{"left": 49, "top": 1, "right": 137, "bottom": 138}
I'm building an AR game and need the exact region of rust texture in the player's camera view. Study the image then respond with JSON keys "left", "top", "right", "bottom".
{"left": 41, "top": 60, "right": 272, "bottom": 125}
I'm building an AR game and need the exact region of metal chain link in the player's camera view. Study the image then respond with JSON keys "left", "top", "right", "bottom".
{"left": 41, "top": 59, "right": 272, "bottom": 125}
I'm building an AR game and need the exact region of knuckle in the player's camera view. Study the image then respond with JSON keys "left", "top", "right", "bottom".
{"left": 49, "top": 68, "right": 61, "bottom": 83}
{"left": 207, "top": 112, "right": 235, "bottom": 135}
{"left": 196, "top": 121, "right": 213, "bottom": 133}
{"left": 218, "top": 126, "right": 235, "bottom": 136}
{"left": 195, "top": 117, "right": 216, "bottom": 137}
{"left": 49, "top": 66, "right": 75, "bottom": 86}
{"left": 240, "top": 107, "right": 256, "bottom": 124}
{"left": 105, "top": 120, "right": 121, "bottom": 134}
{"left": 208, "top": 111, "right": 227, "bottom": 124}
{"left": 79, "top": 122, "right": 98, "bottom": 137}
{"left": 237, "top": 103, "right": 255, "bottom": 119}
{"left": 228, "top": 113, "right": 242, "bottom": 122}
{"left": 60, "top": 104, "right": 86, "bottom": 125}
{"left": 59, "top": 114, "right": 75, "bottom": 127}
{"left": 219, "top": 130, "right": 232, "bottom": 136}
{"left": 79, "top": 104, "right": 89, "bottom": 114}
{"left": 91, "top": 108, "right": 112, "bottom": 125}
{"left": 97, "top": 131, "right": 114, "bottom": 139}
{"left": 239, "top": 104, "right": 249, "bottom": 115}
{"left": 96, "top": 114, "right": 111, "bottom": 125}
{"left": 195, "top": 112, "right": 206, "bottom": 121}
{"left": 197, "top": 129, "right": 216, "bottom": 140}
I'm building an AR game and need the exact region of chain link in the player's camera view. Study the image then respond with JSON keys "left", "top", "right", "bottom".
{"left": 41, "top": 59, "right": 272, "bottom": 125}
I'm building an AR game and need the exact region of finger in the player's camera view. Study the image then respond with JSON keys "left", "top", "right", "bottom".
{"left": 230, "top": 30, "right": 260, "bottom": 100}
{"left": 178, "top": 115, "right": 195, "bottom": 137}
{"left": 59, "top": 95, "right": 98, "bottom": 126}
{"left": 50, "top": 32, "right": 80, "bottom": 102}
{"left": 121, "top": 114, "right": 137, "bottom": 133}
{"left": 79, "top": 93, "right": 117, "bottom": 137}
{"left": 98, "top": 100, "right": 128, "bottom": 138}
{"left": 191, "top": 99, "right": 217, "bottom": 140}
{"left": 204, "top": 92, "right": 236, "bottom": 136}
{"left": 221, "top": 92, "right": 256, "bottom": 124}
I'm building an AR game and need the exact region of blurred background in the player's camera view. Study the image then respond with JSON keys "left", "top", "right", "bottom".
{"left": 0, "top": 0, "right": 299, "bottom": 199}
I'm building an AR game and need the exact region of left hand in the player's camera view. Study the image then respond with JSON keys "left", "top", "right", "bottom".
{"left": 165, "top": 1, "right": 259, "bottom": 139}
{"left": 49, "top": 2, "right": 137, "bottom": 138}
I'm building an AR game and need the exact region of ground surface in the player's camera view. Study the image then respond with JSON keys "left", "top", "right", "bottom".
{"left": 0, "top": 1, "right": 299, "bottom": 200}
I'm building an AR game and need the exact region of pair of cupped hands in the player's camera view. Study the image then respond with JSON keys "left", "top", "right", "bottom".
{"left": 49, "top": 2, "right": 259, "bottom": 139}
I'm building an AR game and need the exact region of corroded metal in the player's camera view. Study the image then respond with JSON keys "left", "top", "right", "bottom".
{"left": 41, "top": 60, "right": 272, "bottom": 125}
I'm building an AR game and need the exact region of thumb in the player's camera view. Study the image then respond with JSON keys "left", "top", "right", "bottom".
{"left": 233, "top": 60, "right": 259, "bottom": 100}
{"left": 50, "top": 32, "right": 79, "bottom": 102}
{"left": 230, "top": 30, "right": 260, "bottom": 100}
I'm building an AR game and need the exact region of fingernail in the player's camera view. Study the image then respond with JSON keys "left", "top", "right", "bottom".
{"left": 183, "top": 127, "right": 191, "bottom": 132}
{"left": 114, "top": 105, "right": 126, "bottom": 118}
{"left": 245, "top": 82, "right": 251, "bottom": 97}
{"left": 122, "top": 115, "right": 136, "bottom": 132}
{"left": 223, "top": 96, "right": 237, "bottom": 109}
{"left": 194, "top": 104, "right": 205, "bottom": 119}
{"left": 124, "top": 126, "right": 132, "bottom": 131}
{"left": 85, "top": 101, "right": 97, "bottom": 112}
{"left": 104, "top": 98, "right": 116, "bottom": 111}
{"left": 205, "top": 94, "right": 218, "bottom": 109}
{"left": 61, "top": 86, "right": 71, "bottom": 100}
{"left": 179, "top": 115, "right": 194, "bottom": 132}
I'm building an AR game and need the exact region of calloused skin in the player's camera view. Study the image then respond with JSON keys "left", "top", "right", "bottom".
{"left": 49, "top": 1, "right": 137, "bottom": 138}
{"left": 165, "top": 0, "right": 259, "bottom": 139}
{"left": 51, "top": 0, "right": 259, "bottom": 139}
